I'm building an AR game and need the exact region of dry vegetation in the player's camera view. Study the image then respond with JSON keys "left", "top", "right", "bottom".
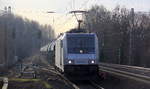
{"left": 0, "top": 13, "right": 55, "bottom": 68}
{"left": 83, "top": 5, "right": 150, "bottom": 67}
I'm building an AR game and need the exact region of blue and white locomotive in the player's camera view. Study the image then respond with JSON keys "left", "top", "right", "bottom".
{"left": 55, "top": 33, "right": 99, "bottom": 76}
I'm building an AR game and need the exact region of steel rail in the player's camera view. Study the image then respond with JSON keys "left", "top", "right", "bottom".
{"left": 99, "top": 64, "right": 150, "bottom": 84}
{"left": 40, "top": 65, "right": 106, "bottom": 89}
{"left": 58, "top": 74, "right": 80, "bottom": 89}
{"left": 40, "top": 66, "right": 80, "bottom": 89}
{"left": 100, "top": 63, "right": 150, "bottom": 71}
{"left": 90, "top": 81, "right": 104, "bottom": 89}
{"left": 99, "top": 63, "right": 150, "bottom": 76}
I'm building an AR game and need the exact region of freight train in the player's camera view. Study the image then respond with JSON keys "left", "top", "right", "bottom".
{"left": 40, "top": 33, "right": 99, "bottom": 78}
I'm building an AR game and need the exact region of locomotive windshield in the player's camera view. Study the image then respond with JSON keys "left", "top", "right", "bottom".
{"left": 67, "top": 34, "right": 95, "bottom": 54}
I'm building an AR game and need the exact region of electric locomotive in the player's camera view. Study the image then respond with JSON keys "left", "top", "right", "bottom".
{"left": 55, "top": 33, "right": 99, "bottom": 77}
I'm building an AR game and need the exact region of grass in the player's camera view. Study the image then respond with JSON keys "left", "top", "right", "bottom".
{"left": 9, "top": 78, "right": 40, "bottom": 82}
{"left": 43, "top": 81, "right": 52, "bottom": 89}
{"left": 9, "top": 78, "right": 52, "bottom": 89}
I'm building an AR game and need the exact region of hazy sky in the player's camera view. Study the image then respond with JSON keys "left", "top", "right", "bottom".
{"left": 1, "top": 0, "right": 150, "bottom": 34}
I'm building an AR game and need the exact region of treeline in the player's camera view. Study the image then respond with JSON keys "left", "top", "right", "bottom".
{"left": 0, "top": 13, "right": 54, "bottom": 67}
{"left": 83, "top": 5, "right": 150, "bottom": 67}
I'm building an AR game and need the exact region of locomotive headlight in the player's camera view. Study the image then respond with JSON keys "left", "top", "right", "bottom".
{"left": 68, "top": 60, "right": 74, "bottom": 64}
{"left": 68, "top": 60, "right": 72, "bottom": 64}
{"left": 89, "top": 60, "right": 95, "bottom": 64}
{"left": 80, "top": 50, "right": 83, "bottom": 53}
{"left": 91, "top": 60, "right": 95, "bottom": 64}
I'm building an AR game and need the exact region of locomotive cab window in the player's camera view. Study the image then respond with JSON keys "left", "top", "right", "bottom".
{"left": 67, "top": 35, "right": 95, "bottom": 54}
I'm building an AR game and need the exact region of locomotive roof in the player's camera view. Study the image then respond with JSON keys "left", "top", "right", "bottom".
{"left": 66, "top": 33, "right": 96, "bottom": 36}
{"left": 57, "top": 33, "right": 96, "bottom": 40}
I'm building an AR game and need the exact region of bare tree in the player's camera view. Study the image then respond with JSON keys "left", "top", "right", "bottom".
{"left": 83, "top": 5, "right": 150, "bottom": 67}
{"left": 0, "top": 13, "right": 55, "bottom": 68}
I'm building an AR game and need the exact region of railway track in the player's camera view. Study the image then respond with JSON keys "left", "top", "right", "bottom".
{"left": 70, "top": 80, "right": 104, "bottom": 89}
{"left": 100, "top": 63, "right": 150, "bottom": 76}
{"left": 90, "top": 81, "right": 104, "bottom": 89}
{"left": 19, "top": 64, "right": 36, "bottom": 78}
{"left": 38, "top": 65, "right": 79, "bottom": 89}
{"left": 40, "top": 66, "right": 104, "bottom": 89}
{"left": 18, "top": 61, "right": 105, "bottom": 89}
{"left": 99, "top": 63, "right": 150, "bottom": 84}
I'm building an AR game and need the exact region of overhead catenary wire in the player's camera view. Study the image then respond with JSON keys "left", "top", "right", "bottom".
{"left": 54, "top": 0, "right": 91, "bottom": 32}
{"left": 56, "top": 16, "right": 74, "bottom": 31}
{"left": 49, "top": 0, "right": 76, "bottom": 30}
{"left": 79, "top": 0, "right": 90, "bottom": 10}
